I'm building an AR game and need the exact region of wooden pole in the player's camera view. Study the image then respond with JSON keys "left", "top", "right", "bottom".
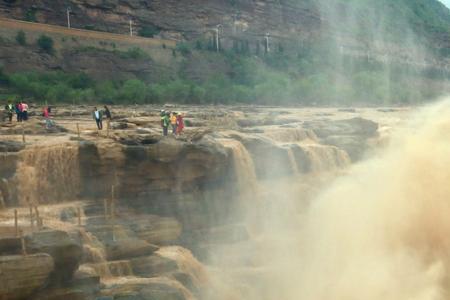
{"left": 20, "top": 230, "right": 27, "bottom": 256}
{"left": 111, "top": 185, "right": 115, "bottom": 241}
{"left": 14, "top": 209, "right": 18, "bottom": 237}
{"left": 34, "top": 206, "right": 40, "bottom": 230}
{"left": 76, "top": 123, "right": 80, "bottom": 139}
{"left": 111, "top": 199, "right": 115, "bottom": 242}
{"left": 77, "top": 207, "right": 81, "bottom": 226}
{"left": 111, "top": 185, "right": 115, "bottom": 202}
{"left": 29, "top": 205, "right": 34, "bottom": 230}
{"left": 21, "top": 122, "right": 26, "bottom": 143}
{"left": 103, "top": 198, "right": 108, "bottom": 219}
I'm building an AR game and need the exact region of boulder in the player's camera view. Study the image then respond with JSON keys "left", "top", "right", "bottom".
{"left": 129, "top": 215, "right": 182, "bottom": 245}
{"left": 101, "top": 277, "right": 195, "bottom": 300}
{"left": 26, "top": 230, "right": 83, "bottom": 284}
{"left": 104, "top": 239, "right": 159, "bottom": 260}
{"left": 0, "top": 236, "right": 21, "bottom": 255}
{"left": 131, "top": 246, "right": 208, "bottom": 295}
{"left": 0, "top": 140, "right": 24, "bottom": 152}
{"left": 0, "top": 254, "right": 54, "bottom": 300}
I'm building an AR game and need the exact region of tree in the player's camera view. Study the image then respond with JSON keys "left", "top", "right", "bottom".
{"left": 37, "top": 35, "right": 54, "bottom": 54}
{"left": 120, "top": 79, "right": 147, "bottom": 103}
{"left": 16, "top": 31, "right": 26, "bottom": 46}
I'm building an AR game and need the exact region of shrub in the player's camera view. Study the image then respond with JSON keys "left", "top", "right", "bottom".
{"left": 16, "top": 31, "right": 26, "bottom": 46}
{"left": 175, "top": 42, "right": 191, "bottom": 56}
{"left": 37, "top": 35, "right": 54, "bottom": 54}
{"left": 120, "top": 79, "right": 147, "bottom": 103}
{"left": 84, "top": 25, "right": 95, "bottom": 30}
{"left": 118, "top": 47, "right": 150, "bottom": 60}
{"left": 138, "top": 25, "right": 161, "bottom": 38}
{"left": 25, "top": 9, "right": 37, "bottom": 22}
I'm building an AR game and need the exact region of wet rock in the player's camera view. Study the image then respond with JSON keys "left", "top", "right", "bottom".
{"left": 26, "top": 230, "right": 83, "bottom": 284}
{"left": 130, "top": 215, "right": 182, "bottom": 245}
{"left": 104, "top": 239, "right": 159, "bottom": 260}
{"left": 0, "top": 254, "right": 54, "bottom": 300}
{"left": 131, "top": 246, "right": 208, "bottom": 295}
{"left": 31, "top": 288, "right": 90, "bottom": 300}
{"left": 304, "top": 117, "right": 379, "bottom": 161}
{"left": 101, "top": 277, "right": 195, "bottom": 300}
{"left": 0, "top": 236, "right": 21, "bottom": 255}
{"left": 0, "top": 140, "right": 25, "bottom": 152}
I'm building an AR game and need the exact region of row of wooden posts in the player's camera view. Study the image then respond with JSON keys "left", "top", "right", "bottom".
{"left": 13, "top": 185, "right": 117, "bottom": 255}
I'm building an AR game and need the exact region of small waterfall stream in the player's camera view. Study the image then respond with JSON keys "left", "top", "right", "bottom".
{"left": 14, "top": 144, "right": 81, "bottom": 205}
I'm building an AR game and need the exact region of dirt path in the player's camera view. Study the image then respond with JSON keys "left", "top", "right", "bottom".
{"left": 0, "top": 17, "right": 176, "bottom": 48}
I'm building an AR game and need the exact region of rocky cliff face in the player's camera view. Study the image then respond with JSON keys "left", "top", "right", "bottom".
{"left": 0, "top": 106, "right": 402, "bottom": 300}
{"left": 0, "top": 0, "right": 321, "bottom": 40}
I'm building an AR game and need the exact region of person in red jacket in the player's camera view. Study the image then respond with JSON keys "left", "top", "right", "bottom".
{"left": 176, "top": 113, "right": 184, "bottom": 135}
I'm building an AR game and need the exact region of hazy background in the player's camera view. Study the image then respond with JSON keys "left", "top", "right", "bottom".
{"left": 439, "top": 0, "right": 450, "bottom": 8}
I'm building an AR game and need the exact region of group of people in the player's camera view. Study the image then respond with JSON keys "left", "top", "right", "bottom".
{"left": 92, "top": 106, "right": 112, "bottom": 130}
{"left": 160, "top": 110, "right": 184, "bottom": 136}
{"left": 3, "top": 101, "right": 29, "bottom": 123}
{"left": 4, "top": 102, "right": 185, "bottom": 136}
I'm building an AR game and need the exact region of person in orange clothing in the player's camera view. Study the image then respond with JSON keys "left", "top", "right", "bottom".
{"left": 176, "top": 113, "right": 184, "bottom": 135}
{"left": 170, "top": 112, "right": 178, "bottom": 134}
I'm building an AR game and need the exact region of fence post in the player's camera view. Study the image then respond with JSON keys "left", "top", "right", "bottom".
{"left": 22, "top": 122, "right": 26, "bottom": 143}
{"left": 14, "top": 209, "right": 18, "bottom": 237}
{"left": 103, "top": 198, "right": 108, "bottom": 220}
{"left": 34, "top": 206, "right": 40, "bottom": 230}
{"left": 111, "top": 185, "right": 116, "bottom": 240}
{"left": 29, "top": 205, "right": 34, "bottom": 230}
{"left": 77, "top": 207, "right": 81, "bottom": 226}
{"left": 20, "top": 230, "right": 27, "bottom": 256}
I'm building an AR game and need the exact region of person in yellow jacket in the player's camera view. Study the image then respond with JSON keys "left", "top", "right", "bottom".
{"left": 170, "top": 112, "right": 178, "bottom": 134}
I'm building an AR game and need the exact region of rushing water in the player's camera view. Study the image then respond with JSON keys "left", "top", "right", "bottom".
{"left": 212, "top": 100, "right": 450, "bottom": 300}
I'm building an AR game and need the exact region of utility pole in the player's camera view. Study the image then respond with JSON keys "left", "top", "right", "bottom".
{"left": 215, "top": 24, "right": 222, "bottom": 52}
{"left": 67, "top": 7, "right": 71, "bottom": 29}
{"left": 129, "top": 19, "right": 133, "bottom": 37}
{"left": 265, "top": 32, "right": 270, "bottom": 53}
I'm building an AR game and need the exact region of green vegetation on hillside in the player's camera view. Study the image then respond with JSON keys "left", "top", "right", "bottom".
{"left": 0, "top": 40, "right": 447, "bottom": 105}
{"left": 37, "top": 35, "right": 54, "bottom": 54}
{"left": 0, "top": 0, "right": 449, "bottom": 105}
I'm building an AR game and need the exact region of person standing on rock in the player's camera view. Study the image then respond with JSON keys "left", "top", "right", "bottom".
{"left": 176, "top": 113, "right": 185, "bottom": 135}
{"left": 4, "top": 102, "right": 14, "bottom": 123}
{"left": 21, "top": 101, "right": 29, "bottom": 121}
{"left": 15, "top": 102, "right": 22, "bottom": 122}
{"left": 170, "top": 112, "right": 178, "bottom": 134}
{"left": 93, "top": 107, "right": 103, "bottom": 130}
{"left": 104, "top": 105, "right": 112, "bottom": 130}
{"left": 161, "top": 111, "right": 170, "bottom": 136}
{"left": 43, "top": 106, "right": 54, "bottom": 129}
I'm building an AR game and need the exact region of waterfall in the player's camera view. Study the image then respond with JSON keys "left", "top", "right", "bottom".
{"left": 80, "top": 230, "right": 112, "bottom": 278}
{"left": 14, "top": 143, "right": 80, "bottom": 205}
{"left": 108, "top": 260, "right": 134, "bottom": 277}
{"left": 286, "top": 147, "right": 300, "bottom": 176}
{"left": 218, "top": 139, "right": 258, "bottom": 195}
{"left": 262, "top": 128, "right": 318, "bottom": 143}
{"left": 303, "top": 144, "right": 351, "bottom": 172}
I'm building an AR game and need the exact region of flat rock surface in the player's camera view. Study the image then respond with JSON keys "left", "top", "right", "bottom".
{"left": 0, "top": 253, "right": 54, "bottom": 300}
